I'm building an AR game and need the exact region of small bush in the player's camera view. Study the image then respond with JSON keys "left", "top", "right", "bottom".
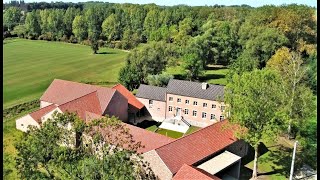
{"left": 3, "top": 31, "right": 11, "bottom": 39}
{"left": 69, "top": 35, "right": 77, "bottom": 44}
{"left": 98, "top": 40, "right": 105, "bottom": 47}
{"left": 115, "top": 41, "right": 122, "bottom": 49}
{"left": 81, "top": 39, "right": 91, "bottom": 46}
{"left": 60, "top": 35, "right": 69, "bottom": 42}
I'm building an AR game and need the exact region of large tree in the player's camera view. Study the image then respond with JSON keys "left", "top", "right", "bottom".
{"left": 24, "top": 10, "right": 41, "bottom": 38}
{"left": 182, "top": 53, "right": 204, "bottom": 81}
{"left": 72, "top": 15, "right": 87, "bottom": 42}
{"left": 266, "top": 47, "right": 315, "bottom": 138}
{"left": 15, "top": 112, "right": 155, "bottom": 179}
{"left": 3, "top": 7, "right": 22, "bottom": 31}
{"left": 225, "top": 69, "right": 284, "bottom": 179}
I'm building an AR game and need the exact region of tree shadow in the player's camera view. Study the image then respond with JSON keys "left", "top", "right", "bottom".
{"left": 259, "top": 143, "right": 299, "bottom": 178}
{"left": 96, "top": 51, "right": 116, "bottom": 55}
{"left": 205, "top": 66, "right": 228, "bottom": 71}
{"left": 172, "top": 74, "right": 187, "bottom": 80}
{"left": 135, "top": 120, "right": 161, "bottom": 129}
{"left": 199, "top": 74, "right": 226, "bottom": 81}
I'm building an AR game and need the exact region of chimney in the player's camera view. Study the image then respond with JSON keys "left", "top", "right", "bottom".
{"left": 202, "top": 82, "right": 208, "bottom": 90}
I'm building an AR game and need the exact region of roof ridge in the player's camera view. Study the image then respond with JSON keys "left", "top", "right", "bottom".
{"left": 155, "top": 120, "right": 229, "bottom": 151}
{"left": 169, "top": 79, "right": 225, "bottom": 87}
{"left": 29, "top": 104, "right": 56, "bottom": 114}
{"left": 140, "top": 84, "right": 167, "bottom": 89}
{"left": 58, "top": 90, "right": 99, "bottom": 107}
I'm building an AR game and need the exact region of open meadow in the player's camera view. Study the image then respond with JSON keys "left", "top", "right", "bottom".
{"left": 3, "top": 38, "right": 128, "bottom": 109}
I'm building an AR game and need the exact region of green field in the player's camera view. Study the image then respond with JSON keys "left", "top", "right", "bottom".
{"left": 3, "top": 38, "right": 128, "bottom": 109}
{"left": 165, "top": 65, "right": 228, "bottom": 85}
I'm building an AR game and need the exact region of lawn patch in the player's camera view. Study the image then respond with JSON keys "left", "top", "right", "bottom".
{"left": 155, "top": 128, "right": 184, "bottom": 139}
{"left": 184, "top": 126, "right": 201, "bottom": 135}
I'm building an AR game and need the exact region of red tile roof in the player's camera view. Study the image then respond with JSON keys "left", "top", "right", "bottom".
{"left": 112, "top": 84, "right": 144, "bottom": 110}
{"left": 173, "top": 164, "right": 221, "bottom": 180}
{"left": 29, "top": 104, "right": 57, "bottom": 124}
{"left": 40, "top": 79, "right": 115, "bottom": 113}
{"left": 59, "top": 91, "right": 102, "bottom": 120}
{"left": 124, "top": 123, "right": 174, "bottom": 153}
{"left": 155, "top": 120, "right": 238, "bottom": 174}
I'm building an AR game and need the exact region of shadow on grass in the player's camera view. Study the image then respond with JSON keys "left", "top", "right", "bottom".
{"left": 96, "top": 51, "right": 116, "bottom": 55}
{"left": 204, "top": 66, "right": 228, "bottom": 71}
{"left": 260, "top": 145, "right": 294, "bottom": 178}
{"left": 135, "top": 120, "right": 161, "bottom": 129}
{"left": 199, "top": 74, "right": 226, "bottom": 81}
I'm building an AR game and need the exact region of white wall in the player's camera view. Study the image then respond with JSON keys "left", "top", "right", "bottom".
{"left": 41, "top": 107, "right": 63, "bottom": 124}
{"left": 16, "top": 114, "right": 40, "bottom": 132}
{"left": 40, "top": 101, "right": 53, "bottom": 108}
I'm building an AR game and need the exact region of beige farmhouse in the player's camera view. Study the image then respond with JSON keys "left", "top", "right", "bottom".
{"left": 136, "top": 79, "right": 227, "bottom": 127}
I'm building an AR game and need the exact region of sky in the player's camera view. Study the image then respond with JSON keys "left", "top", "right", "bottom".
{"left": 4, "top": 0, "right": 317, "bottom": 7}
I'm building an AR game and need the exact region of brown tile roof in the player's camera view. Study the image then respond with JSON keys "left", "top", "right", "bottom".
{"left": 29, "top": 104, "right": 57, "bottom": 124}
{"left": 112, "top": 84, "right": 144, "bottom": 110}
{"left": 124, "top": 123, "right": 174, "bottom": 153}
{"left": 40, "top": 79, "right": 116, "bottom": 113}
{"left": 59, "top": 91, "right": 102, "bottom": 120}
{"left": 173, "top": 164, "right": 221, "bottom": 180}
{"left": 155, "top": 120, "right": 237, "bottom": 174}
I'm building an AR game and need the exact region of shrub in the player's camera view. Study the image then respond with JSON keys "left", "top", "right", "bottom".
{"left": 3, "top": 100, "right": 39, "bottom": 119}
{"left": 115, "top": 41, "right": 122, "bottom": 49}
{"left": 69, "top": 35, "right": 78, "bottom": 44}
{"left": 3, "top": 31, "right": 11, "bottom": 39}
{"left": 98, "top": 40, "right": 105, "bottom": 47}
{"left": 81, "top": 39, "right": 91, "bottom": 46}
{"left": 60, "top": 35, "right": 69, "bottom": 42}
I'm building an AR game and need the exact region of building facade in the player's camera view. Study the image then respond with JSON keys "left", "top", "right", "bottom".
{"left": 136, "top": 79, "right": 227, "bottom": 127}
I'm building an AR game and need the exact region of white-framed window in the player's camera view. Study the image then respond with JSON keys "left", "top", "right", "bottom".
{"left": 192, "top": 110, "right": 197, "bottom": 117}
{"left": 169, "top": 106, "right": 173, "bottom": 112}
{"left": 177, "top": 98, "right": 181, "bottom": 103}
{"left": 169, "top": 97, "right": 173, "bottom": 102}
{"left": 221, "top": 106, "right": 225, "bottom": 111}
{"left": 193, "top": 101, "right": 198, "bottom": 106}
{"left": 210, "top": 114, "right": 215, "bottom": 120}
{"left": 21, "top": 124, "right": 24, "bottom": 126}
{"left": 220, "top": 115, "right": 225, "bottom": 120}
{"left": 184, "top": 109, "right": 189, "bottom": 115}
{"left": 212, "top": 104, "right": 216, "bottom": 109}
{"left": 149, "top": 100, "right": 153, "bottom": 105}
{"left": 157, "top": 108, "right": 160, "bottom": 111}
{"left": 185, "top": 100, "right": 189, "bottom": 104}
{"left": 202, "top": 112, "right": 207, "bottom": 119}
{"left": 203, "top": 103, "right": 207, "bottom": 107}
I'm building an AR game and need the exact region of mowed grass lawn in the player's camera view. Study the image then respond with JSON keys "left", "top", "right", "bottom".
{"left": 165, "top": 65, "right": 228, "bottom": 85}
{"left": 4, "top": 38, "right": 128, "bottom": 109}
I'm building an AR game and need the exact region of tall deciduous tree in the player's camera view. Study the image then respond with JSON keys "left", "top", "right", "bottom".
{"left": 225, "top": 69, "right": 284, "bottom": 179}
{"left": 3, "top": 7, "right": 22, "bottom": 31}
{"left": 266, "top": 47, "right": 315, "bottom": 138}
{"left": 24, "top": 10, "right": 41, "bottom": 37}
{"left": 182, "top": 53, "right": 204, "bottom": 81}
{"left": 64, "top": 7, "right": 80, "bottom": 36}
{"left": 72, "top": 15, "right": 87, "bottom": 42}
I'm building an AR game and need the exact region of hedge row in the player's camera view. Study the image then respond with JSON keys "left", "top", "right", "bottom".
{"left": 3, "top": 100, "right": 39, "bottom": 119}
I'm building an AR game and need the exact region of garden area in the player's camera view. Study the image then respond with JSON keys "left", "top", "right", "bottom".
{"left": 135, "top": 120, "right": 201, "bottom": 139}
